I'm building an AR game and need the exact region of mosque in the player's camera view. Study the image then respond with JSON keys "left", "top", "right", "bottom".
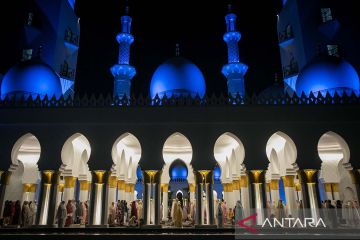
{"left": 0, "top": 0, "right": 360, "bottom": 230}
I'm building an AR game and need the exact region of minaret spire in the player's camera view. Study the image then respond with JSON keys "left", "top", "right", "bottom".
{"left": 221, "top": 4, "right": 248, "bottom": 98}
{"left": 110, "top": 3, "right": 136, "bottom": 99}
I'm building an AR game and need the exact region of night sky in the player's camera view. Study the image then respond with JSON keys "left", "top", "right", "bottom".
{"left": 1, "top": 0, "right": 283, "bottom": 96}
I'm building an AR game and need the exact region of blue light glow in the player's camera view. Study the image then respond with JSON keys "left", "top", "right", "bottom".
{"left": 1, "top": 60, "right": 62, "bottom": 99}
{"left": 296, "top": 57, "right": 360, "bottom": 97}
{"left": 214, "top": 165, "right": 221, "bottom": 181}
{"left": 169, "top": 159, "right": 188, "bottom": 180}
{"left": 136, "top": 166, "right": 142, "bottom": 180}
{"left": 150, "top": 57, "right": 206, "bottom": 99}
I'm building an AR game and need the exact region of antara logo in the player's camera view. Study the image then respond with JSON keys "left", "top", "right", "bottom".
{"left": 237, "top": 214, "right": 326, "bottom": 233}
{"left": 261, "top": 217, "right": 327, "bottom": 228}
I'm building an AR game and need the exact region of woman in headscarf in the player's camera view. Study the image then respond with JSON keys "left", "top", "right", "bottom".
{"left": 65, "top": 200, "right": 73, "bottom": 227}
{"left": 174, "top": 201, "right": 183, "bottom": 227}
{"left": 56, "top": 201, "right": 67, "bottom": 228}
{"left": 130, "top": 201, "right": 138, "bottom": 220}
{"left": 21, "top": 201, "right": 31, "bottom": 227}
{"left": 108, "top": 202, "right": 116, "bottom": 225}
{"left": 217, "top": 201, "right": 223, "bottom": 228}
{"left": 13, "top": 200, "right": 21, "bottom": 226}
{"left": 137, "top": 200, "right": 143, "bottom": 225}
{"left": 82, "top": 201, "right": 88, "bottom": 225}
{"left": 221, "top": 200, "right": 227, "bottom": 224}
{"left": 235, "top": 200, "right": 244, "bottom": 224}
{"left": 277, "top": 200, "right": 286, "bottom": 221}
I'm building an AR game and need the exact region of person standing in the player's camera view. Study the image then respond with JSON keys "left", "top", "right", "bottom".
{"left": 12, "top": 200, "right": 21, "bottom": 226}
{"left": 29, "top": 201, "right": 37, "bottom": 225}
{"left": 108, "top": 202, "right": 116, "bottom": 225}
{"left": 235, "top": 200, "right": 244, "bottom": 225}
{"left": 174, "top": 201, "right": 183, "bottom": 228}
{"left": 75, "top": 200, "right": 83, "bottom": 224}
{"left": 56, "top": 201, "right": 67, "bottom": 228}
{"left": 217, "top": 201, "right": 223, "bottom": 228}
{"left": 277, "top": 200, "right": 286, "bottom": 221}
{"left": 65, "top": 200, "right": 73, "bottom": 227}
{"left": 21, "top": 201, "right": 31, "bottom": 227}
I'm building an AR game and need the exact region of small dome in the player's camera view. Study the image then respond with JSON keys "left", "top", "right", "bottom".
{"left": 258, "top": 83, "right": 285, "bottom": 98}
{"left": 150, "top": 57, "right": 206, "bottom": 99}
{"left": 1, "top": 59, "right": 62, "bottom": 99}
{"left": 296, "top": 56, "right": 360, "bottom": 96}
{"left": 169, "top": 159, "right": 188, "bottom": 180}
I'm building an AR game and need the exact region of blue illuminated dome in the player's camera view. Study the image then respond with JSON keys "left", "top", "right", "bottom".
{"left": 1, "top": 59, "right": 62, "bottom": 99}
{"left": 169, "top": 159, "right": 188, "bottom": 180}
{"left": 296, "top": 56, "right": 360, "bottom": 97}
{"left": 150, "top": 57, "right": 206, "bottom": 99}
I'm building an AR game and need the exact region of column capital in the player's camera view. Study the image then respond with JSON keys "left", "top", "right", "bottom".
{"left": 331, "top": 183, "right": 339, "bottom": 193}
{"left": 118, "top": 180, "right": 126, "bottom": 190}
{"left": 233, "top": 180, "right": 240, "bottom": 190}
{"left": 64, "top": 176, "right": 77, "bottom": 188}
{"left": 58, "top": 183, "right": 64, "bottom": 192}
{"left": 240, "top": 175, "right": 248, "bottom": 188}
{"left": 324, "top": 183, "right": 332, "bottom": 192}
{"left": 0, "top": 171, "right": 12, "bottom": 185}
{"left": 270, "top": 179, "right": 279, "bottom": 190}
{"left": 108, "top": 175, "right": 118, "bottom": 188}
{"left": 92, "top": 170, "right": 107, "bottom": 184}
{"left": 161, "top": 184, "right": 168, "bottom": 192}
{"left": 302, "top": 169, "right": 318, "bottom": 184}
{"left": 41, "top": 170, "right": 55, "bottom": 185}
{"left": 282, "top": 175, "right": 295, "bottom": 187}
{"left": 79, "top": 180, "right": 89, "bottom": 191}
{"left": 23, "top": 183, "right": 37, "bottom": 193}
{"left": 189, "top": 183, "right": 195, "bottom": 193}
{"left": 250, "top": 170, "right": 263, "bottom": 184}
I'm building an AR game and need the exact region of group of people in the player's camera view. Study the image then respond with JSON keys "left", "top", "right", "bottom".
{"left": 108, "top": 200, "right": 143, "bottom": 227}
{"left": 1, "top": 200, "right": 37, "bottom": 227}
{"left": 164, "top": 199, "right": 196, "bottom": 227}
{"left": 319, "top": 199, "right": 360, "bottom": 228}
{"left": 56, "top": 200, "right": 88, "bottom": 228}
{"left": 216, "top": 200, "right": 243, "bottom": 227}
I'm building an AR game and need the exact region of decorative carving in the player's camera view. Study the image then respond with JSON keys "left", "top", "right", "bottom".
{"left": 1, "top": 91, "right": 359, "bottom": 108}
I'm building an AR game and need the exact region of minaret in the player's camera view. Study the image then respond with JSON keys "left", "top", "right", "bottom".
{"left": 222, "top": 4, "right": 248, "bottom": 98}
{"left": 111, "top": 5, "right": 136, "bottom": 99}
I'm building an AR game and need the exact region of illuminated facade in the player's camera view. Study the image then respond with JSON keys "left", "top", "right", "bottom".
{"left": 0, "top": 0, "right": 80, "bottom": 99}
{"left": 0, "top": 1, "right": 360, "bottom": 232}
{"left": 277, "top": 0, "right": 360, "bottom": 96}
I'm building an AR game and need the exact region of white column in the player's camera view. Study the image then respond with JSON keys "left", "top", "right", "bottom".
{"left": 79, "top": 180, "right": 90, "bottom": 202}
{"left": 240, "top": 176, "right": 250, "bottom": 217}
{"left": 118, "top": 180, "right": 125, "bottom": 201}
{"left": 162, "top": 184, "right": 168, "bottom": 221}
{"left": 93, "top": 183, "right": 104, "bottom": 225}
{"left": 282, "top": 175, "right": 297, "bottom": 217}
{"left": 324, "top": 183, "right": 334, "bottom": 200}
{"left": 107, "top": 176, "right": 117, "bottom": 209}
{"left": 253, "top": 183, "right": 265, "bottom": 225}
{"left": 332, "top": 183, "right": 340, "bottom": 200}
{"left": 270, "top": 179, "right": 280, "bottom": 204}
{"left": 63, "top": 176, "right": 76, "bottom": 202}
{"left": 307, "top": 183, "right": 320, "bottom": 221}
